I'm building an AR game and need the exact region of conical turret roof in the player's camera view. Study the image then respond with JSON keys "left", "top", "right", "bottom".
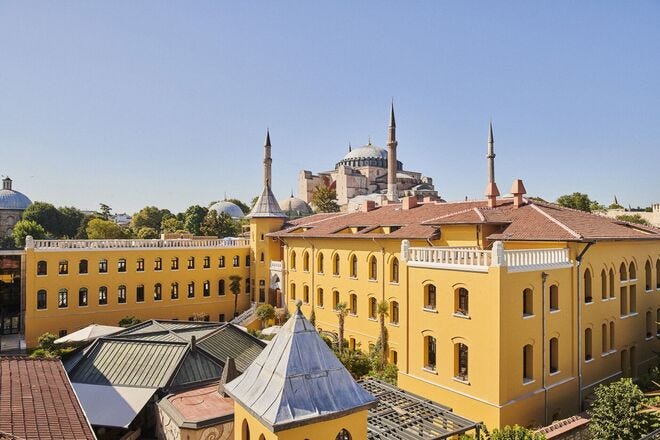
{"left": 224, "top": 302, "right": 377, "bottom": 432}
{"left": 247, "top": 186, "right": 287, "bottom": 218}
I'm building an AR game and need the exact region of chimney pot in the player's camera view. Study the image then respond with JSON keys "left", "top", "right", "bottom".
{"left": 362, "top": 200, "right": 376, "bottom": 212}
{"left": 510, "top": 179, "right": 527, "bottom": 208}
{"left": 402, "top": 196, "right": 417, "bottom": 210}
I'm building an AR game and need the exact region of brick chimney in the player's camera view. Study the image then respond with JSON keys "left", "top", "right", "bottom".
{"left": 362, "top": 200, "right": 376, "bottom": 212}
{"left": 510, "top": 179, "right": 527, "bottom": 208}
{"left": 402, "top": 196, "right": 417, "bottom": 210}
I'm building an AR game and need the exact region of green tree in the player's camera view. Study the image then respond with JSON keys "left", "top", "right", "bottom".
{"left": 229, "top": 275, "right": 242, "bottom": 318}
{"left": 160, "top": 217, "right": 182, "bottom": 233}
{"left": 250, "top": 196, "right": 259, "bottom": 209}
{"left": 555, "top": 193, "right": 596, "bottom": 212}
{"left": 118, "top": 316, "right": 141, "bottom": 328}
{"left": 226, "top": 198, "right": 250, "bottom": 214}
{"left": 589, "top": 378, "right": 659, "bottom": 439}
{"left": 131, "top": 206, "right": 170, "bottom": 233}
{"left": 311, "top": 186, "right": 340, "bottom": 213}
{"left": 98, "top": 203, "right": 112, "bottom": 220}
{"left": 86, "top": 218, "right": 125, "bottom": 239}
{"left": 616, "top": 214, "right": 651, "bottom": 226}
{"left": 376, "top": 300, "right": 389, "bottom": 367}
{"left": 22, "top": 201, "right": 63, "bottom": 236}
{"left": 336, "top": 302, "right": 349, "bottom": 354}
{"left": 13, "top": 220, "right": 46, "bottom": 247}
{"left": 256, "top": 304, "right": 275, "bottom": 329}
{"left": 609, "top": 202, "right": 624, "bottom": 210}
{"left": 183, "top": 205, "right": 208, "bottom": 235}
{"left": 489, "top": 425, "right": 545, "bottom": 440}
{"left": 200, "top": 210, "right": 239, "bottom": 237}
{"left": 136, "top": 227, "right": 159, "bottom": 239}
{"left": 58, "top": 206, "right": 85, "bottom": 238}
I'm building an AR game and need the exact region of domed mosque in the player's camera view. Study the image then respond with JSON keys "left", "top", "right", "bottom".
{"left": 0, "top": 177, "right": 32, "bottom": 237}
{"left": 278, "top": 192, "right": 313, "bottom": 219}
{"left": 298, "top": 103, "right": 438, "bottom": 209}
{"left": 208, "top": 200, "right": 245, "bottom": 220}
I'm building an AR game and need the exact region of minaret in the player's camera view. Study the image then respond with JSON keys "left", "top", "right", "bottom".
{"left": 2, "top": 177, "right": 12, "bottom": 191}
{"left": 264, "top": 129, "right": 272, "bottom": 188}
{"left": 386, "top": 101, "right": 399, "bottom": 202}
{"left": 484, "top": 122, "right": 500, "bottom": 208}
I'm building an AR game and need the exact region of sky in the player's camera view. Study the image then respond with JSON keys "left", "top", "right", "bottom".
{"left": 1, "top": 1, "right": 659, "bottom": 214}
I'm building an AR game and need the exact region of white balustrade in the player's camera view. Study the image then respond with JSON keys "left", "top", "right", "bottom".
{"left": 30, "top": 237, "right": 250, "bottom": 251}
{"left": 503, "top": 248, "right": 572, "bottom": 272}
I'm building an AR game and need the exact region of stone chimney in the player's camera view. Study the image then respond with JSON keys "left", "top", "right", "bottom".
{"left": 402, "top": 196, "right": 417, "bottom": 210}
{"left": 510, "top": 179, "right": 527, "bottom": 208}
{"left": 362, "top": 200, "right": 376, "bottom": 212}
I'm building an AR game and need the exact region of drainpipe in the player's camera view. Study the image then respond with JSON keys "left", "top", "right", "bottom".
{"left": 541, "top": 271, "right": 548, "bottom": 425}
{"left": 576, "top": 242, "right": 594, "bottom": 413}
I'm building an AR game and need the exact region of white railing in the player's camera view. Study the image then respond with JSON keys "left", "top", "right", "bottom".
{"left": 270, "top": 260, "right": 283, "bottom": 271}
{"left": 28, "top": 237, "right": 250, "bottom": 251}
{"left": 403, "top": 240, "right": 572, "bottom": 273}
{"left": 232, "top": 302, "right": 257, "bottom": 326}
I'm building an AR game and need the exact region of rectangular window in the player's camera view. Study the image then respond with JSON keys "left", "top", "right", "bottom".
{"left": 37, "top": 290, "right": 47, "bottom": 309}
{"left": 187, "top": 257, "right": 195, "bottom": 269}
{"left": 203, "top": 256, "right": 210, "bottom": 268}
{"left": 171, "top": 258, "right": 179, "bottom": 270}
{"left": 154, "top": 284, "right": 162, "bottom": 301}
{"left": 59, "top": 261, "right": 68, "bottom": 275}
{"left": 118, "top": 286, "right": 127, "bottom": 304}
{"left": 171, "top": 283, "right": 179, "bottom": 299}
{"left": 79, "top": 288, "right": 88, "bottom": 307}
{"left": 99, "top": 260, "right": 108, "bottom": 273}
{"left": 154, "top": 258, "right": 162, "bottom": 271}
{"left": 137, "top": 259, "right": 145, "bottom": 272}
{"left": 188, "top": 282, "right": 195, "bottom": 298}
{"left": 37, "top": 261, "right": 47, "bottom": 276}
{"left": 203, "top": 281, "right": 210, "bottom": 297}
{"left": 233, "top": 256, "right": 239, "bottom": 267}
{"left": 219, "top": 256, "right": 225, "bottom": 268}
{"left": 219, "top": 280, "right": 226, "bottom": 295}
{"left": 246, "top": 255, "right": 250, "bottom": 267}
{"left": 136, "top": 285, "right": 144, "bottom": 303}
{"left": 99, "top": 287, "right": 108, "bottom": 305}
{"left": 246, "top": 278, "right": 251, "bottom": 294}
{"left": 118, "top": 259, "right": 126, "bottom": 273}
{"left": 79, "top": 260, "right": 88, "bottom": 274}
{"left": 219, "top": 314, "right": 225, "bottom": 322}
{"left": 58, "top": 289, "right": 68, "bottom": 308}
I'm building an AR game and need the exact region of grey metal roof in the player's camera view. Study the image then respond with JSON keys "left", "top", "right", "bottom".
{"left": 247, "top": 186, "right": 287, "bottom": 219}
{"left": 115, "top": 327, "right": 219, "bottom": 343}
{"left": 197, "top": 324, "right": 266, "bottom": 372}
{"left": 0, "top": 189, "right": 31, "bottom": 210}
{"left": 115, "top": 320, "right": 222, "bottom": 336}
{"left": 224, "top": 303, "right": 377, "bottom": 432}
{"left": 209, "top": 200, "right": 245, "bottom": 220}
{"left": 170, "top": 350, "right": 223, "bottom": 387}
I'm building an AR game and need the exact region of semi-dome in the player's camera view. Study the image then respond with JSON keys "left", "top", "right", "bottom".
{"left": 209, "top": 200, "right": 245, "bottom": 220}
{"left": 278, "top": 195, "right": 313, "bottom": 218}
{"left": 0, "top": 177, "right": 32, "bottom": 211}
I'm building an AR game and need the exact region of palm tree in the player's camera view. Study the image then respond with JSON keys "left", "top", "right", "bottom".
{"left": 377, "top": 300, "right": 389, "bottom": 366}
{"left": 336, "top": 302, "right": 349, "bottom": 354}
{"left": 229, "top": 275, "right": 242, "bottom": 318}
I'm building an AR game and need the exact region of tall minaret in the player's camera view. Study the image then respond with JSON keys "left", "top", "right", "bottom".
{"left": 484, "top": 122, "right": 500, "bottom": 208}
{"left": 264, "top": 129, "right": 272, "bottom": 189}
{"left": 386, "top": 101, "right": 399, "bottom": 202}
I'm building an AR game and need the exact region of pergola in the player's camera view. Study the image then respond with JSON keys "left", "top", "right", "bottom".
{"left": 360, "top": 378, "right": 482, "bottom": 439}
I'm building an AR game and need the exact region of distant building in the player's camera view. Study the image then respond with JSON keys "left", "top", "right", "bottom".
{"left": 298, "top": 104, "right": 438, "bottom": 209}
{"left": 0, "top": 177, "right": 31, "bottom": 238}
{"left": 112, "top": 212, "right": 132, "bottom": 226}
{"left": 209, "top": 200, "right": 245, "bottom": 220}
{"left": 278, "top": 192, "right": 313, "bottom": 219}
{"left": 603, "top": 202, "right": 660, "bottom": 227}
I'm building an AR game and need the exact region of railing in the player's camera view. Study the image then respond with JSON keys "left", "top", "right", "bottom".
{"left": 270, "top": 260, "right": 283, "bottom": 271}
{"left": 231, "top": 302, "right": 257, "bottom": 326}
{"left": 28, "top": 237, "right": 250, "bottom": 250}
{"left": 403, "top": 241, "right": 572, "bottom": 273}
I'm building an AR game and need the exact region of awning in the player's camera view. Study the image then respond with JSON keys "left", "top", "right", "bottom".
{"left": 73, "top": 383, "right": 156, "bottom": 428}
{"left": 55, "top": 324, "right": 124, "bottom": 344}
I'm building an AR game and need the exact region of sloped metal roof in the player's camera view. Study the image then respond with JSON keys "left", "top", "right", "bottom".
{"left": 247, "top": 186, "right": 287, "bottom": 219}
{"left": 224, "top": 303, "right": 377, "bottom": 432}
{"left": 170, "top": 350, "right": 223, "bottom": 387}
{"left": 197, "top": 324, "right": 266, "bottom": 372}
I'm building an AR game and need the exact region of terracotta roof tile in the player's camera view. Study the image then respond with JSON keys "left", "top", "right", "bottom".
{"left": 0, "top": 357, "right": 96, "bottom": 440}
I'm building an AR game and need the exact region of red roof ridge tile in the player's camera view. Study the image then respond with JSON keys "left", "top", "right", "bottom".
{"left": 530, "top": 204, "right": 583, "bottom": 239}
{"left": 422, "top": 206, "right": 485, "bottom": 224}
{"left": 473, "top": 207, "right": 486, "bottom": 222}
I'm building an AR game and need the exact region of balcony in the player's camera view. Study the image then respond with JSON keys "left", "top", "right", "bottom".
{"left": 402, "top": 240, "right": 572, "bottom": 273}
{"left": 27, "top": 237, "right": 250, "bottom": 251}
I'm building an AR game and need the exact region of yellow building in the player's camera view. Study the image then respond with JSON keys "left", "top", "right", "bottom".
{"left": 23, "top": 236, "right": 252, "bottom": 347}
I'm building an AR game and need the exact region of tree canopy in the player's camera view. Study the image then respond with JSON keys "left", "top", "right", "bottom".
{"left": 200, "top": 210, "right": 239, "bottom": 237}
{"left": 21, "top": 202, "right": 63, "bottom": 236}
{"left": 556, "top": 192, "right": 605, "bottom": 213}
{"left": 226, "top": 198, "right": 250, "bottom": 214}
{"left": 311, "top": 186, "right": 340, "bottom": 213}
{"left": 131, "top": 206, "right": 172, "bottom": 233}
{"left": 183, "top": 205, "right": 208, "bottom": 235}
{"left": 58, "top": 206, "right": 85, "bottom": 238}
{"left": 86, "top": 218, "right": 126, "bottom": 239}
{"left": 616, "top": 214, "right": 651, "bottom": 226}
{"left": 12, "top": 220, "right": 46, "bottom": 247}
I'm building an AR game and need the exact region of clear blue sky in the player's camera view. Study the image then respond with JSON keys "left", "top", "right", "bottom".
{"left": 1, "top": 1, "right": 659, "bottom": 214}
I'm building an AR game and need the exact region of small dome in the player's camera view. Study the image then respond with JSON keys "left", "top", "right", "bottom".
{"left": 0, "top": 178, "right": 31, "bottom": 210}
{"left": 278, "top": 196, "right": 313, "bottom": 218}
{"left": 209, "top": 201, "right": 245, "bottom": 220}
{"left": 341, "top": 144, "right": 388, "bottom": 161}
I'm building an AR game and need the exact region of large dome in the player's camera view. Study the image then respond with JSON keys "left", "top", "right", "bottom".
{"left": 342, "top": 144, "right": 388, "bottom": 161}
{"left": 278, "top": 195, "right": 313, "bottom": 218}
{"left": 0, "top": 178, "right": 31, "bottom": 211}
{"left": 209, "top": 201, "right": 245, "bottom": 220}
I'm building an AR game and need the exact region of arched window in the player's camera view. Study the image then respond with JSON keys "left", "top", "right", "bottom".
{"left": 99, "top": 259, "right": 108, "bottom": 273}
{"left": 549, "top": 337, "right": 559, "bottom": 373}
{"left": 98, "top": 286, "right": 108, "bottom": 305}
{"left": 391, "top": 258, "right": 399, "bottom": 283}
{"left": 620, "top": 262, "right": 627, "bottom": 281}
{"left": 333, "top": 291, "right": 340, "bottom": 310}
{"left": 610, "top": 321, "right": 615, "bottom": 351}
{"left": 118, "top": 258, "right": 127, "bottom": 272}
{"left": 37, "top": 261, "right": 47, "bottom": 276}
{"left": 584, "top": 268, "right": 592, "bottom": 303}
{"left": 171, "top": 282, "right": 179, "bottom": 299}
{"left": 135, "top": 284, "right": 143, "bottom": 302}
{"left": 455, "top": 288, "right": 469, "bottom": 316}
{"left": 302, "top": 251, "right": 310, "bottom": 272}
{"left": 188, "top": 282, "right": 195, "bottom": 298}
{"left": 58, "top": 289, "right": 68, "bottom": 308}
{"left": 333, "top": 254, "right": 340, "bottom": 275}
{"left": 601, "top": 323, "right": 608, "bottom": 353}
{"left": 218, "top": 256, "right": 225, "bottom": 268}
{"left": 601, "top": 270, "right": 607, "bottom": 300}
{"left": 303, "top": 285, "right": 309, "bottom": 304}
{"left": 369, "top": 256, "right": 377, "bottom": 280}
{"left": 455, "top": 343, "right": 468, "bottom": 381}
{"left": 260, "top": 252, "right": 264, "bottom": 262}
{"left": 424, "top": 284, "right": 436, "bottom": 310}
{"left": 58, "top": 260, "right": 68, "bottom": 275}
{"left": 232, "top": 256, "right": 239, "bottom": 267}
{"left": 523, "top": 344, "right": 533, "bottom": 382}
{"left": 523, "top": 288, "right": 533, "bottom": 316}
{"left": 645, "top": 260, "right": 652, "bottom": 291}
{"left": 424, "top": 335, "right": 436, "bottom": 371}
{"left": 259, "top": 435, "right": 265, "bottom": 440}
{"left": 350, "top": 294, "right": 357, "bottom": 315}
{"left": 584, "top": 328, "right": 592, "bottom": 361}
{"left": 549, "top": 285, "right": 559, "bottom": 311}
{"left": 79, "top": 259, "right": 88, "bottom": 274}
{"left": 118, "top": 285, "right": 126, "bottom": 303}
{"left": 317, "top": 253, "right": 324, "bottom": 273}
{"left": 37, "top": 289, "right": 47, "bottom": 309}
{"left": 241, "top": 419, "right": 250, "bottom": 440}
{"left": 609, "top": 268, "right": 615, "bottom": 298}
{"left": 390, "top": 301, "right": 399, "bottom": 324}
{"left": 369, "top": 297, "right": 377, "bottom": 319}
{"left": 154, "top": 283, "right": 162, "bottom": 301}
{"left": 219, "top": 279, "right": 225, "bottom": 295}
{"left": 203, "top": 280, "right": 210, "bottom": 297}
{"left": 290, "top": 283, "right": 296, "bottom": 301}
{"left": 136, "top": 258, "right": 145, "bottom": 272}
{"left": 335, "top": 429, "right": 352, "bottom": 440}
{"left": 171, "top": 257, "right": 179, "bottom": 270}
{"left": 646, "top": 311, "right": 653, "bottom": 338}
{"left": 79, "top": 288, "right": 88, "bottom": 307}
{"left": 155, "top": 257, "right": 162, "bottom": 271}
{"left": 350, "top": 255, "right": 358, "bottom": 278}
{"left": 628, "top": 262, "right": 636, "bottom": 280}
{"left": 317, "top": 288, "right": 324, "bottom": 307}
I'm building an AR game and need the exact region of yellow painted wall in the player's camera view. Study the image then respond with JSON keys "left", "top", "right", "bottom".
{"left": 234, "top": 403, "right": 368, "bottom": 440}
{"left": 24, "top": 245, "right": 251, "bottom": 347}
{"left": 249, "top": 217, "right": 286, "bottom": 304}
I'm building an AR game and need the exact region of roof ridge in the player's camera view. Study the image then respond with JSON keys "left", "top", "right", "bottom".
{"left": 530, "top": 204, "right": 582, "bottom": 239}
{"left": 473, "top": 207, "right": 486, "bottom": 222}
{"left": 422, "top": 206, "right": 481, "bottom": 224}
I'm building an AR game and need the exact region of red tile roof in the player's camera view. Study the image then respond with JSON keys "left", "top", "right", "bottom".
{"left": 0, "top": 357, "right": 95, "bottom": 440}
{"left": 270, "top": 198, "right": 660, "bottom": 242}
